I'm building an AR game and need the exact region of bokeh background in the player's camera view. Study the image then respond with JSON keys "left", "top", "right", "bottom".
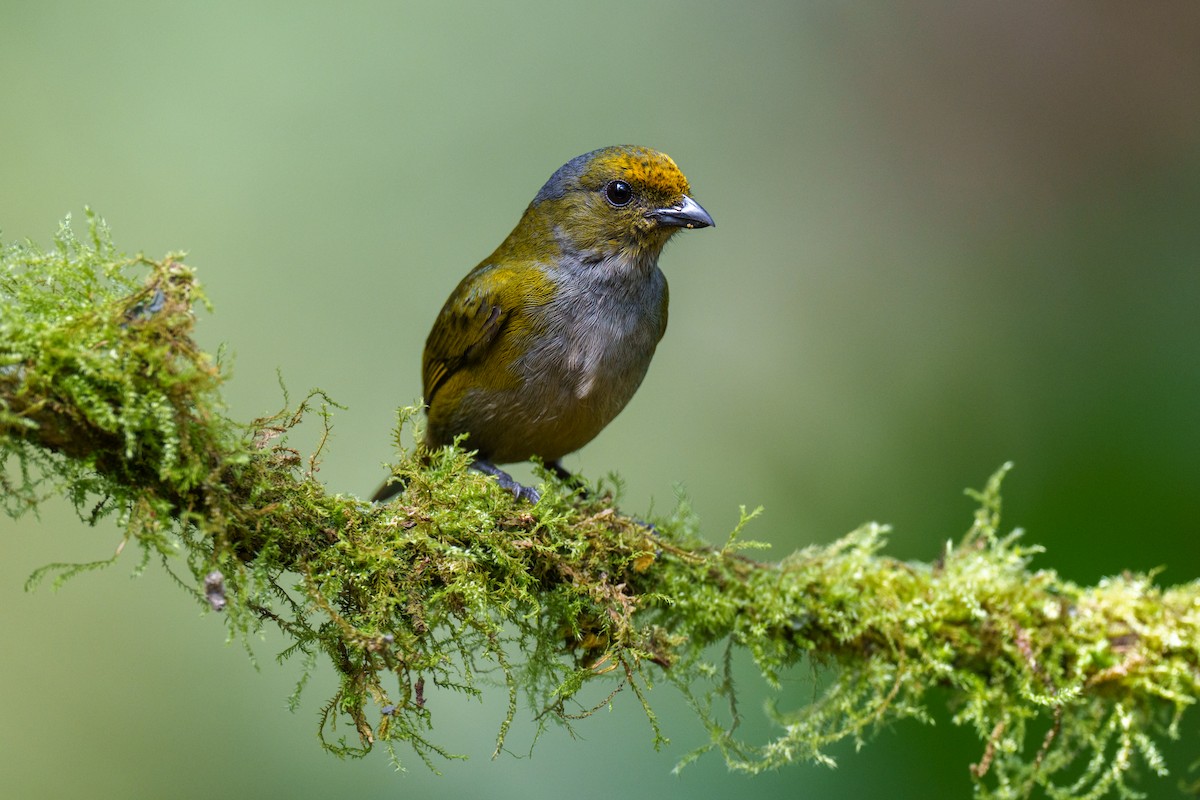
{"left": 3, "top": 2, "right": 1199, "bottom": 798}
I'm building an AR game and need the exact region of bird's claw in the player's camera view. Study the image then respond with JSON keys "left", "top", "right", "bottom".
{"left": 471, "top": 459, "right": 541, "bottom": 504}
{"left": 509, "top": 482, "right": 541, "bottom": 504}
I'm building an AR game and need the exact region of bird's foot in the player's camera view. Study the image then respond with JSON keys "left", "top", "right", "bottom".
{"left": 471, "top": 459, "right": 541, "bottom": 504}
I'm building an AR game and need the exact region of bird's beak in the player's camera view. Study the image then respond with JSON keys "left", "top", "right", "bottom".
{"left": 649, "top": 195, "right": 714, "bottom": 229}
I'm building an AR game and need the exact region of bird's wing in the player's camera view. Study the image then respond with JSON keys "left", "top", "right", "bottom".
{"left": 422, "top": 265, "right": 510, "bottom": 405}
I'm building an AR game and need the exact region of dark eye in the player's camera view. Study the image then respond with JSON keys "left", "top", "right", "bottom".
{"left": 604, "top": 180, "right": 633, "bottom": 207}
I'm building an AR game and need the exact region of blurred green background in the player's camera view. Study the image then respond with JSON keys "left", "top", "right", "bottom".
{"left": 3, "top": 2, "right": 1199, "bottom": 798}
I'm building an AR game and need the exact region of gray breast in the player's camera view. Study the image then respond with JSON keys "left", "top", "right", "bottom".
{"left": 520, "top": 257, "right": 666, "bottom": 412}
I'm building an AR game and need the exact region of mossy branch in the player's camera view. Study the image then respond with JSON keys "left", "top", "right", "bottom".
{"left": 3, "top": 215, "right": 1198, "bottom": 798}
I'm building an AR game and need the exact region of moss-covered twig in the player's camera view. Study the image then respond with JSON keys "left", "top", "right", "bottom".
{"left": 2, "top": 215, "right": 1197, "bottom": 798}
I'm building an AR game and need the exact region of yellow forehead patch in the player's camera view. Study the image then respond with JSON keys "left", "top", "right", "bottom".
{"left": 589, "top": 146, "right": 691, "bottom": 198}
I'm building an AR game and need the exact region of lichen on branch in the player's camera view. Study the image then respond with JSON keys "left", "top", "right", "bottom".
{"left": 2, "top": 215, "right": 1198, "bottom": 798}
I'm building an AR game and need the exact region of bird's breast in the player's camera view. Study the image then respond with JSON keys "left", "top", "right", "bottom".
{"left": 526, "top": 264, "right": 664, "bottom": 396}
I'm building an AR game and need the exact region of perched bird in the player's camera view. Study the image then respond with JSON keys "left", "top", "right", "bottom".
{"left": 373, "top": 145, "right": 713, "bottom": 503}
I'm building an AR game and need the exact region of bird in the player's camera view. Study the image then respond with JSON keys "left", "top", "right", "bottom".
{"left": 373, "top": 145, "right": 713, "bottom": 504}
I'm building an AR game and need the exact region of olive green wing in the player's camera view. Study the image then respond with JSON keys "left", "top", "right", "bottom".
{"left": 422, "top": 265, "right": 510, "bottom": 406}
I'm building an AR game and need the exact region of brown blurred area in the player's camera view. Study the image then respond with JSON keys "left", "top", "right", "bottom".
{"left": 815, "top": 4, "right": 1200, "bottom": 228}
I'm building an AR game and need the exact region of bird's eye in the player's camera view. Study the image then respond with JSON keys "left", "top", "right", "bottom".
{"left": 604, "top": 180, "right": 633, "bottom": 207}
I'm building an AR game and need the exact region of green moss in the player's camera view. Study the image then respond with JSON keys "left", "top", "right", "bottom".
{"left": 3, "top": 215, "right": 1198, "bottom": 797}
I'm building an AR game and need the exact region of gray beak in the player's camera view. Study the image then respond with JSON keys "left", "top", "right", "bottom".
{"left": 649, "top": 195, "right": 714, "bottom": 229}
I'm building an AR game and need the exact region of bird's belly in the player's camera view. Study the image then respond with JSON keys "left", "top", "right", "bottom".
{"left": 493, "top": 330, "right": 654, "bottom": 461}
{"left": 453, "top": 304, "right": 657, "bottom": 463}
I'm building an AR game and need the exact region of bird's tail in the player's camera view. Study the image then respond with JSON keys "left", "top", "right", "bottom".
{"left": 370, "top": 474, "right": 409, "bottom": 503}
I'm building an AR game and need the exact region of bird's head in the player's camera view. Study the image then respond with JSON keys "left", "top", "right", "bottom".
{"left": 514, "top": 145, "right": 713, "bottom": 265}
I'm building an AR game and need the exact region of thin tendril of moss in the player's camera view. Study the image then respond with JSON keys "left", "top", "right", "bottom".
{"left": 3, "top": 214, "right": 1198, "bottom": 798}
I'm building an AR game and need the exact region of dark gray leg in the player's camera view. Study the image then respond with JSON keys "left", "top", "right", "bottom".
{"left": 472, "top": 459, "right": 541, "bottom": 504}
